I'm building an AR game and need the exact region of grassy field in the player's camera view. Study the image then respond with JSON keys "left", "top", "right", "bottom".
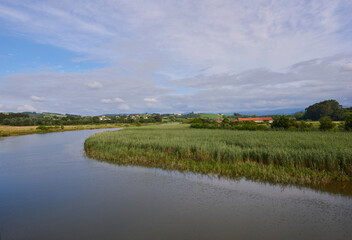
{"left": 0, "top": 124, "right": 129, "bottom": 137}
{"left": 199, "top": 113, "right": 224, "bottom": 120}
{"left": 84, "top": 124, "right": 352, "bottom": 195}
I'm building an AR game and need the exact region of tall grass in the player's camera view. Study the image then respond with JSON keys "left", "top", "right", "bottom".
{"left": 84, "top": 124, "right": 352, "bottom": 191}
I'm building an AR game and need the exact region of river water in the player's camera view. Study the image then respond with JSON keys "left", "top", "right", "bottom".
{"left": 0, "top": 129, "right": 351, "bottom": 240}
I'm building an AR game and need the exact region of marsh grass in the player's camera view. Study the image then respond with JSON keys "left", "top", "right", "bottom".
{"left": 84, "top": 124, "right": 352, "bottom": 192}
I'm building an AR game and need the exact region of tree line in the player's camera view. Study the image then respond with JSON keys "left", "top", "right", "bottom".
{"left": 191, "top": 114, "right": 352, "bottom": 131}
{"left": 1, "top": 99, "right": 351, "bottom": 127}
{"left": 0, "top": 113, "right": 163, "bottom": 126}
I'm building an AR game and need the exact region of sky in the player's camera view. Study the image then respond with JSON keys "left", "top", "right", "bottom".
{"left": 0, "top": 0, "right": 351, "bottom": 115}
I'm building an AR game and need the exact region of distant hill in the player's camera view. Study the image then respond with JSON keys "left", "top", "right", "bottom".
{"left": 22, "top": 112, "right": 66, "bottom": 118}
{"left": 237, "top": 108, "right": 304, "bottom": 116}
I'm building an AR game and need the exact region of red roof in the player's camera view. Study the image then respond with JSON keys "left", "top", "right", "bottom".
{"left": 216, "top": 120, "right": 222, "bottom": 123}
{"left": 237, "top": 117, "right": 273, "bottom": 121}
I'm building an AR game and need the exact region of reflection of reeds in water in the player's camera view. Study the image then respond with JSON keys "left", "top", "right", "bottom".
{"left": 84, "top": 125, "right": 352, "bottom": 190}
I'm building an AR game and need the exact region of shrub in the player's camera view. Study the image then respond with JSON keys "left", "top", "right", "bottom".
{"left": 37, "top": 125, "right": 50, "bottom": 131}
{"left": 345, "top": 113, "right": 352, "bottom": 131}
{"left": 319, "top": 116, "right": 335, "bottom": 131}
{"left": 255, "top": 125, "right": 269, "bottom": 131}
{"left": 190, "top": 123, "right": 203, "bottom": 128}
{"left": 299, "top": 120, "right": 308, "bottom": 129}
{"left": 287, "top": 126, "right": 297, "bottom": 131}
{"left": 272, "top": 115, "right": 291, "bottom": 129}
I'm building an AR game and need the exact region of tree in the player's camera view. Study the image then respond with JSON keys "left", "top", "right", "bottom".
{"left": 271, "top": 115, "right": 290, "bottom": 129}
{"left": 222, "top": 118, "right": 230, "bottom": 123}
{"left": 92, "top": 116, "right": 100, "bottom": 123}
{"left": 304, "top": 100, "right": 342, "bottom": 121}
{"left": 319, "top": 116, "right": 335, "bottom": 131}
{"left": 345, "top": 113, "right": 352, "bottom": 131}
{"left": 153, "top": 114, "right": 162, "bottom": 122}
{"left": 293, "top": 112, "right": 304, "bottom": 120}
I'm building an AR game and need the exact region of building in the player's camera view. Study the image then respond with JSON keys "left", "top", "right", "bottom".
{"left": 234, "top": 117, "right": 273, "bottom": 123}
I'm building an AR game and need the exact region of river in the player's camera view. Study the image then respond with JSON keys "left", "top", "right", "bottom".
{"left": 0, "top": 129, "right": 351, "bottom": 239}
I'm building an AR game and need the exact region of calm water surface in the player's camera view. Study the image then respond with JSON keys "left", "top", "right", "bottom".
{"left": 0, "top": 129, "right": 351, "bottom": 240}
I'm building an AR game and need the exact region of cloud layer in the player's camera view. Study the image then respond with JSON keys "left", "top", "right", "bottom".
{"left": 0, "top": 0, "right": 351, "bottom": 114}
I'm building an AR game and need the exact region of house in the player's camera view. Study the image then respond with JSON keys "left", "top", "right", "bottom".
{"left": 216, "top": 120, "right": 222, "bottom": 123}
{"left": 99, "top": 116, "right": 109, "bottom": 121}
{"left": 234, "top": 117, "right": 273, "bottom": 123}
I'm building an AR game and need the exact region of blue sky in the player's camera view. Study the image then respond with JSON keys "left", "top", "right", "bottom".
{"left": 0, "top": 0, "right": 351, "bottom": 115}
{"left": 0, "top": 34, "right": 106, "bottom": 76}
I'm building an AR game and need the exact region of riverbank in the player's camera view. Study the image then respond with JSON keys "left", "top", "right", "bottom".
{"left": 0, "top": 124, "right": 129, "bottom": 137}
{"left": 84, "top": 124, "right": 352, "bottom": 195}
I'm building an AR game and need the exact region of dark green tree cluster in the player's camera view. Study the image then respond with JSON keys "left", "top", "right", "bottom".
{"left": 0, "top": 112, "right": 29, "bottom": 120}
{"left": 303, "top": 100, "right": 348, "bottom": 121}
{"left": 271, "top": 116, "right": 301, "bottom": 130}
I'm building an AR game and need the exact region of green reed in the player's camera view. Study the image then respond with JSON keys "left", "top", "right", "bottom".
{"left": 84, "top": 124, "right": 352, "bottom": 189}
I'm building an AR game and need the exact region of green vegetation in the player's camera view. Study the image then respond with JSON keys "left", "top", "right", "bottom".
{"left": 302, "top": 99, "right": 351, "bottom": 121}
{"left": 84, "top": 125, "right": 352, "bottom": 194}
{"left": 199, "top": 113, "right": 224, "bottom": 120}
{"left": 319, "top": 116, "right": 335, "bottom": 131}
{"left": 36, "top": 125, "right": 53, "bottom": 131}
{"left": 345, "top": 113, "right": 352, "bottom": 131}
{"left": 191, "top": 113, "right": 352, "bottom": 132}
{"left": 191, "top": 118, "right": 271, "bottom": 131}
{"left": 0, "top": 112, "right": 166, "bottom": 126}
{"left": 23, "top": 112, "right": 67, "bottom": 118}
{"left": 0, "top": 124, "right": 129, "bottom": 137}
{"left": 190, "top": 117, "right": 348, "bottom": 132}
{"left": 272, "top": 115, "right": 295, "bottom": 129}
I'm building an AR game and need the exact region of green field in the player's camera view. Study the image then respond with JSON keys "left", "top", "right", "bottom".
{"left": 199, "top": 113, "right": 224, "bottom": 120}
{"left": 84, "top": 124, "right": 352, "bottom": 194}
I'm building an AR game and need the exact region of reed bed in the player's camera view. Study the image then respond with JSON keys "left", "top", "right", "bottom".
{"left": 84, "top": 124, "right": 352, "bottom": 191}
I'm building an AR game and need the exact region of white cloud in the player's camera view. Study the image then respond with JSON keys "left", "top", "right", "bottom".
{"left": 86, "top": 81, "right": 103, "bottom": 89}
{"left": 118, "top": 104, "right": 130, "bottom": 110}
{"left": 144, "top": 97, "right": 157, "bottom": 102}
{"left": 114, "top": 97, "right": 125, "bottom": 103}
{"left": 0, "top": 103, "right": 3, "bottom": 109}
{"left": 342, "top": 63, "right": 352, "bottom": 71}
{"left": 101, "top": 99, "right": 112, "bottom": 103}
{"left": 0, "top": 0, "right": 351, "bottom": 74}
{"left": 0, "top": 54, "right": 351, "bottom": 114}
{"left": 31, "top": 95, "right": 46, "bottom": 101}
{"left": 101, "top": 97, "right": 125, "bottom": 103}
{"left": 0, "top": 4, "right": 29, "bottom": 22}
{"left": 0, "top": 1, "right": 351, "bottom": 114}
{"left": 17, "top": 105, "right": 36, "bottom": 112}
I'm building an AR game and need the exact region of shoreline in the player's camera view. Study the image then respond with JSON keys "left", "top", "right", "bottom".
{"left": 0, "top": 124, "right": 129, "bottom": 137}
{"left": 0, "top": 122, "right": 178, "bottom": 137}
{"left": 84, "top": 125, "right": 352, "bottom": 196}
